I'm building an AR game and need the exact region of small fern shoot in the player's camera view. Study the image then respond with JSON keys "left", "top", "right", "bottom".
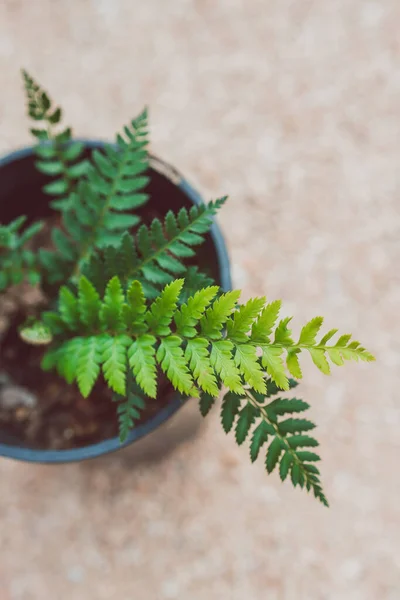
{"left": 22, "top": 70, "right": 89, "bottom": 208}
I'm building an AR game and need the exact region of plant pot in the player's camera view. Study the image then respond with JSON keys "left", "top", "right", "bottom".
{"left": 0, "top": 141, "right": 232, "bottom": 463}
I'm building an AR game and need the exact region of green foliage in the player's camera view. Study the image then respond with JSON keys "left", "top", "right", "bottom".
{"left": 81, "top": 198, "right": 226, "bottom": 298}
{"left": 10, "top": 70, "right": 376, "bottom": 505}
{"left": 33, "top": 278, "right": 374, "bottom": 407}
{"left": 217, "top": 384, "right": 328, "bottom": 506}
{"left": 39, "top": 109, "right": 150, "bottom": 286}
{"left": 113, "top": 374, "right": 146, "bottom": 443}
{"left": 0, "top": 217, "right": 42, "bottom": 289}
{"left": 22, "top": 70, "right": 89, "bottom": 209}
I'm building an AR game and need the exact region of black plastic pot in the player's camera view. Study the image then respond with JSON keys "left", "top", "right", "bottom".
{"left": 0, "top": 142, "right": 232, "bottom": 463}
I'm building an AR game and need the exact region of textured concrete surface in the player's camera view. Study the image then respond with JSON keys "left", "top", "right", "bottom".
{"left": 0, "top": 1, "right": 399, "bottom": 599}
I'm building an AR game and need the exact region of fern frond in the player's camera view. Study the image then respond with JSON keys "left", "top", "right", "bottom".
{"left": 218, "top": 386, "right": 328, "bottom": 506}
{"left": 39, "top": 109, "right": 150, "bottom": 286}
{"left": 22, "top": 70, "right": 89, "bottom": 209}
{"left": 81, "top": 199, "right": 226, "bottom": 298}
{"left": 30, "top": 278, "right": 375, "bottom": 400}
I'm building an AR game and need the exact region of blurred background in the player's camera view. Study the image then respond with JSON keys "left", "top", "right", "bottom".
{"left": 0, "top": 1, "right": 399, "bottom": 599}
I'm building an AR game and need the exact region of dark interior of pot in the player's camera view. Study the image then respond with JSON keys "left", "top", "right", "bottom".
{"left": 0, "top": 145, "right": 229, "bottom": 452}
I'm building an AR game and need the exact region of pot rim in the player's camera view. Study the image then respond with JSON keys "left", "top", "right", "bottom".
{"left": 0, "top": 141, "right": 232, "bottom": 463}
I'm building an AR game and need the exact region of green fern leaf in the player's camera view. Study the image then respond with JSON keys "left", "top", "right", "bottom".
{"left": 326, "top": 347, "right": 345, "bottom": 366}
{"left": 287, "top": 435, "right": 319, "bottom": 449}
{"left": 100, "top": 276, "right": 125, "bottom": 331}
{"left": 278, "top": 418, "right": 316, "bottom": 434}
{"left": 101, "top": 335, "right": 130, "bottom": 395}
{"left": 296, "top": 451, "right": 321, "bottom": 462}
{"left": 200, "top": 290, "right": 241, "bottom": 339}
{"left": 286, "top": 349, "right": 302, "bottom": 379}
{"left": 251, "top": 300, "right": 281, "bottom": 343}
{"left": 23, "top": 70, "right": 89, "bottom": 211}
{"left": 235, "top": 402, "right": 259, "bottom": 445}
{"left": 76, "top": 336, "right": 103, "bottom": 397}
{"left": 124, "top": 279, "right": 147, "bottom": 331}
{"left": 128, "top": 334, "right": 157, "bottom": 398}
{"left": 274, "top": 317, "right": 294, "bottom": 345}
{"left": 279, "top": 451, "right": 293, "bottom": 481}
{"left": 250, "top": 421, "right": 274, "bottom": 462}
{"left": 54, "top": 339, "right": 82, "bottom": 384}
{"left": 266, "top": 437, "right": 284, "bottom": 473}
{"left": 146, "top": 279, "right": 184, "bottom": 336}
{"left": 266, "top": 397, "right": 310, "bottom": 417}
{"left": 319, "top": 328, "right": 338, "bottom": 345}
{"left": 210, "top": 340, "right": 244, "bottom": 394}
{"left": 58, "top": 286, "right": 81, "bottom": 331}
{"left": 114, "top": 388, "right": 146, "bottom": 443}
{"left": 156, "top": 335, "right": 197, "bottom": 396}
{"left": 175, "top": 286, "right": 219, "bottom": 337}
{"left": 77, "top": 276, "right": 101, "bottom": 330}
{"left": 308, "top": 348, "right": 331, "bottom": 375}
{"left": 291, "top": 462, "right": 301, "bottom": 487}
{"left": 298, "top": 316, "right": 324, "bottom": 345}
{"left": 261, "top": 346, "right": 289, "bottom": 391}
{"left": 220, "top": 392, "right": 242, "bottom": 433}
{"left": 199, "top": 392, "right": 216, "bottom": 417}
{"left": 185, "top": 338, "right": 219, "bottom": 396}
{"left": 227, "top": 296, "right": 266, "bottom": 342}
{"left": 234, "top": 344, "right": 266, "bottom": 394}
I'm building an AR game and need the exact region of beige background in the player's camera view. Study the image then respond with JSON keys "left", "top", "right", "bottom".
{"left": 0, "top": 1, "right": 399, "bottom": 599}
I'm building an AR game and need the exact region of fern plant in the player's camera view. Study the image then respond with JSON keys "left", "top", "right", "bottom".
{"left": 0, "top": 70, "right": 375, "bottom": 506}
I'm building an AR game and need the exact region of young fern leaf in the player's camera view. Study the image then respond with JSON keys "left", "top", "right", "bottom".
{"left": 31, "top": 278, "right": 374, "bottom": 413}
{"left": 22, "top": 70, "right": 89, "bottom": 209}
